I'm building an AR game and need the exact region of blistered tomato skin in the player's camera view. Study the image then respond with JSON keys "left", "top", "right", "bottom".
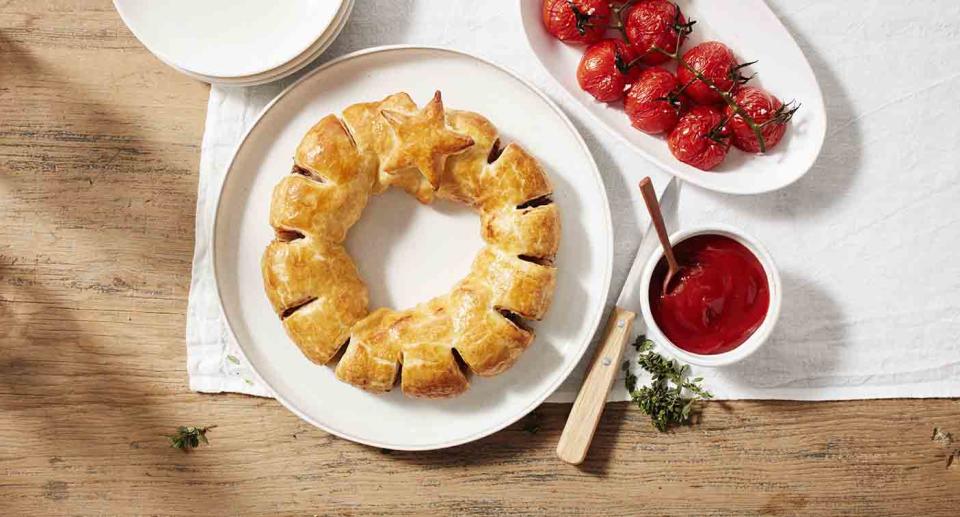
{"left": 725, "top": 86, "right": 788, "bottom": 153}
{"left": 577, "top": 39, "right": 641, "bottom": 103}
{"left": 541, "top": 0, "right": 612, "bottom": 45}
{"left": 624, "top": 0, "right": 688, "bottom": 66}
{"left": 625, "top": 67, "right": 686, "bottom": 134}
{"left": 667, "top": 105, "right": 730, "bottom": 171}
{"left": 649, "top": 234, "right": 770, "bottom": 355}
{"left": 677, "top": 41, "right": 739, "bottom": 105}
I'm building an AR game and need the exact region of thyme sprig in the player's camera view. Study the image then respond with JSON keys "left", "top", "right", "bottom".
{"left": 165, "top": 425, "right": 216, "bottom": 451}
{"left": 622, "top": 336, "right": 712, "bottom": 432}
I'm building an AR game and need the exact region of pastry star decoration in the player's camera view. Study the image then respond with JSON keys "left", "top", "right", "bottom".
{"left": 379, "top": 91, "right": 474, "bottom": 189}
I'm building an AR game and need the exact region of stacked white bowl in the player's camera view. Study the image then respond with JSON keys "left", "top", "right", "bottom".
{"left": 114, "top": 0, "right": 353, "bottom": 86}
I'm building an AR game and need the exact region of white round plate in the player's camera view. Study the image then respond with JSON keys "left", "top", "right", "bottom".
{"left": 114, "top": 0, "right": 343, "bottom": 79}
{"left": 213, "top": 46, "right": 613, "bottom": 450}
{"left": 519, "top": 0, "right": 827, "bottom": 194}
{"left": 165, "top": 0, "right": 354, "bottom": 86}
{"left": 215, "top": 0, "right": 353, "bottom": 86}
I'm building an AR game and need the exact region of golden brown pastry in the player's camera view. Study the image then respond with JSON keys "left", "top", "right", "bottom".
{"left": 262, "top": 91, "right": 560, "bottom": 398}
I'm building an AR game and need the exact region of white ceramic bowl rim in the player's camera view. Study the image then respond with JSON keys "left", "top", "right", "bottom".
{"left": 638, "top": 224, "right": 782, "bottom": 367}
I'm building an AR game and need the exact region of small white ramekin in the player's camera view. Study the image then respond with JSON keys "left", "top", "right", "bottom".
{"left": 638, "top": 224, "right": 782, "bottom": 367}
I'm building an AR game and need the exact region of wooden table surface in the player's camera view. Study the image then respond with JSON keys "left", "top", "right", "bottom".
{"left": 1, "top": 1, "right": 958, "bottom": 515}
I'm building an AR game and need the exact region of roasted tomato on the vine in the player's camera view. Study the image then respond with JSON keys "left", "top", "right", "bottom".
{"left": 541, "top": 0, "right": 612, "bottom": 44}
{"left": 577, "top": 39, "right": 640, "bottom": 102}
{"left": 623, "top": 0, "right": 691, "bottom": 66}
{"left": 668, "top": 105, "right": 730, "bottom": 171}
{"left": 677, "top": 41, "right": 747, "bottom": 105}
{"left": 625, "top": 67, "right": 687, "bottom": 134}
{"left": 724, "top": 86, "right": 797, "bottom": 153}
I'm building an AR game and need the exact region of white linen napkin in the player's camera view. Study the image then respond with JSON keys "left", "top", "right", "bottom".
{"left": 186, "top": 0, "right": 960, "bottom": 403}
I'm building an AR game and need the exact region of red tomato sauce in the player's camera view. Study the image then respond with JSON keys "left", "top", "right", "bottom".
{"left": 649, "top": 234, "right": 769, "bottom": 355}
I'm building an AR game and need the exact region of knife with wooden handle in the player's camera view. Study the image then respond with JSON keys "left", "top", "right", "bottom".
{"left": 556, "top": 176, "right": 681, "bottom": 465}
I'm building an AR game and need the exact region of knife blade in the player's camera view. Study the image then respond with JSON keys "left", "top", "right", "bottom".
{"left": 557, "top": 176, "right": 682, "bottom": 465}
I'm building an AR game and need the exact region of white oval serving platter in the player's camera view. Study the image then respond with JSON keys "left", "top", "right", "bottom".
{"left": 213, "top": 46, "right": 613, "bottom": 450}
{"left": 519, "top": 0, "right": 827, "bottom": 194}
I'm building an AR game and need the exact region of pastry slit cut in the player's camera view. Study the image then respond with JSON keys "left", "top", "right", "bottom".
{"left": 486, "top": 138, "right": 503, "bottom": 164}
{"left": 280, "top": 296, "right": 318, "bottom": 320}
{"left": 516, "top": 194, "right": 553, "bottom": 210}
{"left": 450, "top": 347, "right": 470, "bottom": 375}
{"left": 276, "top": 228, "right": 305, "bottom": 242}
{"left": 496, "top": 308, "right": 532, "bottom": 332}
{"left": 517, "top": 254, "right": 553, "bottom": 267}
{"left": 337, "top": 117, "right": 360, "bottom": 151}
{"left": 291, "top": 164, "right": 326, "bottom": 183}
{"left": 328, "top": 339, "right": 349, "bottom": 363}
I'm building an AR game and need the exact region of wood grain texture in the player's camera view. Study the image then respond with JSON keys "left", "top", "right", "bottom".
{"left": 0, "top": 1, "right": 958, "bottom": 515}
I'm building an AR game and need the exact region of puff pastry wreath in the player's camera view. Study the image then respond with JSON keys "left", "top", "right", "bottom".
{"left": 262, "top": 91, "right": 560, "bottom": 398}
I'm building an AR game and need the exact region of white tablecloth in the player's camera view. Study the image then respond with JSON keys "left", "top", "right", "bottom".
{"left": 187, "top": 0, "right": 960, "bottom": 402}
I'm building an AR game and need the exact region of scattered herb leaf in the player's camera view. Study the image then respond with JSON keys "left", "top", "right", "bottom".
{"left": 226, "top": 355, "right": 240, "bottom": 365}
{"left": 165, "top": 425, "right": 216, "bottom": 451}
{"left": 932, "top": 427, "right": 960, "bottom": 469}
{"left": 948, "top": 450, "right": 959, "bottom": 470}
{"left": 622, "top": 336, "right": 712, "bottom": 432}
{"left": 632, "top": 335, "right": 653, "bottom": 352}
{"left": 932, "top": 427, "right": 954, "bottom": 445}
{"left": 522, "top": 411, "right": 542, "bottom": 435}
{"left": 623, "top": 360, "right": 638, "bottom": 393}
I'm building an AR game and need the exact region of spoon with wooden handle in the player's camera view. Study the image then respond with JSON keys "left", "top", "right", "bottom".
{"left": 556, "top": 176, "right": 681, "bottom": 464}
{"left": 639, "top": 178, "right": 681, "bottom": 295}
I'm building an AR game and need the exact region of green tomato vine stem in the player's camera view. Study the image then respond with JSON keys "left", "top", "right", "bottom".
{"left": 609, "top": 0, "right": 775, "bottom": 153}
{"left": 652, "top": 44, "right": 769, "bottom": 153}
